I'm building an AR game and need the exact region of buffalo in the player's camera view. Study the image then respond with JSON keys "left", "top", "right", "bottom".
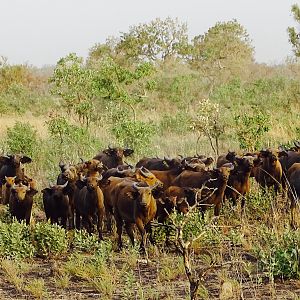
{"left": 42, "top": 182, "right": 73, "bottom": 229}
{"left": 93, "top": 146, "right": 134, "bottom": 169}
{"left": 9, "top": 182, "right": 38, "bottom": 225}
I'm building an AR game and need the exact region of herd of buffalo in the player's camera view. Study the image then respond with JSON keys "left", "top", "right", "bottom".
{"left": 1, "top": 143, "right": 300, "bottom": 251}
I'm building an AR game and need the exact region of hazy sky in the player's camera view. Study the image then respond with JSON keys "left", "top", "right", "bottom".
{"left": 0, "top": 0, "right": 298, "bottom": 67}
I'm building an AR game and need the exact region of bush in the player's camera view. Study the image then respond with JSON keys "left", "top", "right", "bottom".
{"left": 32, "top": 222, "right": 68, "bottom": 258}
{"left": 0, "top": 220, "right": 35, "bottom": 259}
{"left": 111, "top": 120, "right": 156, "bottom": 155}
{"left": 254, "top": 226, "right": 300, "bottom": 280}
{"left": 6, "top": 121, "right": 38, "bottom": 157}
{"left": 234, "top": 110, "right": 270, "bottom": 151}
{"left": 71, "top": 230, "right": 101, "bottom": 253}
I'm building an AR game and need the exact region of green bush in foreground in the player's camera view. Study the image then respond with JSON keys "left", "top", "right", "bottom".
{"left": 254, "top": 226, "right": 300, "bottom": 280}
{"left": 0, "top": 220, "right": 35, "bottom": 259}
{"left": 32, "top": 222, "right": 68, "bottom": 258}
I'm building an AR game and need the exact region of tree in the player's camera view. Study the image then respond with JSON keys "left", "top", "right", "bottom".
{"left": 189, "top": 20, "right": 254, "bottom": 90}
{"left": 288, "top": 4, "right": 300, "bottom": 57}
{"left": 192, "top": 99, "right": 225, "bottom": 158}
{"left": 49, "top": 53, "right": 96, "bottom": 117}
{"left": 92, "top": 58, "right": 155, "bottom": 120}
{"left": 116, "top": 17, "right": 189, "bottom": 63}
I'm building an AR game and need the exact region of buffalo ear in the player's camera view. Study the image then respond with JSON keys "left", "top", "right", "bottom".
{"left": 0, "top": 156, "right": 11, "bottom": 164}
{"left": 124, "top": 148, "right": 134, "bottom": 157}
{"left": 278, "top": 150, "right": 288, "bottom": 157}
{"left": 42, "top": 188, "right": 53, "bottom": 195}
{"left": 28, "top": 189, "right": 38, "bottom": 196}
{"left": 75, "top": 179, "right": 86, "bottom": 190}
{"left": 20, "top": 156, "right": 32, "bottom": 164}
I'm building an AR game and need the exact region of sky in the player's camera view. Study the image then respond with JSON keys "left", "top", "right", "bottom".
{"left": 0, "top": 0, "right": 298, "bottom": 67}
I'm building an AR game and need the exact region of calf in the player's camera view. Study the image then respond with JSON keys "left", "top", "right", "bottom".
{"left": 41, "top": 182, "right": 73, "bottom": 229}
{"left": 1, "top": 176, "right": 16, "bottom": 205}
{"left": 75, "top": 176, "right": 105, "bottom": 240}
{"left": 224, "top": 156, "right": 254, "bottom": 208}
{"left": 9, "top": 183, "right": 38, "bottom": 224}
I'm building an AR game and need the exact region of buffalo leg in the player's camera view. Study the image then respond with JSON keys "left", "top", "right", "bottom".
{"left": 125, "top": 222, "right": 135, "bottom": 246}
{"left": 214, "top": 202, "right": 222, "bottom": 216}
{"left": 114, "top": 211, "right": 123, "bottom": 250}
{"left": 145, "top": 222, "right": 155, "bottom": 245}
{"left": 97, "top": 209, "right": 104, "bottom": 241}
{"left": 61, "top": 216, "right": 67, "bottom": 229}
{"left": 75, "top": 212, "right": 81, "bottom": 230}
{"left": 136, "top": 218, "right": 146, "bottom": 253}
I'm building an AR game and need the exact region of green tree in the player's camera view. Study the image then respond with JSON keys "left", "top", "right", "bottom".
{"left": 192, "top": 99, "right": 225, "bottom": 157}
{"left": 234, "top": 110, "right": 270, "bottom": 152}
{"left": 116, "top": 17, "right": 189, "bottom": 62}
{"left": 49, "top": 53, "right": 96, "bottom": 114}
{"left": 288, "top": 4, "right": 300, "bottom": 57}
{"left": 189, "top": 20, "right": 254, "bottom": 90}
{"left": 92, "top": 58, "right": 155, "bottom": 120}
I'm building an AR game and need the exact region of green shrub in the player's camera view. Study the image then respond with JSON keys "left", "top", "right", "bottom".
{"left": 32, "top": 222, "right": 68, "bottom": 258}
{"left": 71, "top": 230, "right": 101, "bottom": 253}
{"left": 254, "top": 226, "right": 300, "bottom": 280}
{"left": 234, "top": 110, "right": 270, "bottom": 151}
{"left": 6, "top": 121, "right": 38, "bottom": 157}
{"left": 111, "top": 120, "right": 156, "bottom": 155}
{"left": 0, "top": 220, "right": 35, "bottom": 259}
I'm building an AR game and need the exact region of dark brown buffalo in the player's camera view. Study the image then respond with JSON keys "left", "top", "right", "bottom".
{"left": 93, "top": 146, "right": 134, "bottom": 169}
{"left": 113, "top": 181, "right": 158, "bottom": 251}
{"left": 9, "top": 182, "right": 38, "bottom": 224}
{"left": 216, "top": 151, "right": 237, "bottom": 168}
{"left": 56, "top": 163, "right": 79, "bottom": 228}
{"left": 41, "top": 182, "right": 73, "bottom": 229}
{"left": 287, "top": 162, "right": 300, "bottom": 227}
{"left": 136, "top": 157, "right": 182, "bottom": 171}
{"left": 254, "top": 148, "right": 288, "bottom": 193}
{"left": 0, "top": 154, "right": 32, "bottom": 182}
{"left": 75, "top": 176, "right": 105, "bottom": 240}
{"left": 172, "top": 164, "right": 234, "bottom": 216}
{"left": 224, "top": 156, "right": 254, "bottom": 208}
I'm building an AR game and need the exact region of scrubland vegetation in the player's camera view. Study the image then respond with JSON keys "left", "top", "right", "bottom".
{"left": 1, "top": 7, "right": 300, "bottom": 299}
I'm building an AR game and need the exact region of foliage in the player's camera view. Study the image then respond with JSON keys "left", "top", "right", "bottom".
{"left": 32, "top": 222, "right": 68, "bottom": 258}
{"left": 190, "top": 20, "right": 254, "bottom": 85}
{"left": 117, "top": 17, "right": 189, "bottom": 62}
{"left": 49, "top": 53, "right": 96, "bottom": 117}
{"left": 6, "top": 121, "right": 38, "bottom": 157}
{"left": 0, "top": 220, "right": 35, "bottom": 259}
{"left": 111, "top": 120, "right": 156, "bottom": 154}
{"left": 192, "top": 98, "right": 225, "bottom": 156}
{"left": 254, "top": 226, "right": 300, "bottom": 280}
{"left": 70, "top": 230, "right": 101, "bottom": 253}
{"left": 288, "top": 4, "right": 300, "bottom": 57}
{"left": 160, "top": 112, "right": 191, "bottom": 134}
{"left": 234, "top": 110, "right": 270, "bottom": 151}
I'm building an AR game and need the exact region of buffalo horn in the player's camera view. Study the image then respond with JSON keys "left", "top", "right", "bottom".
{"left": 294, "top": 141, "right": 300, "bottom": 148}
{"left": 140, "top": 166, "right": 151, "bottom": 178}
